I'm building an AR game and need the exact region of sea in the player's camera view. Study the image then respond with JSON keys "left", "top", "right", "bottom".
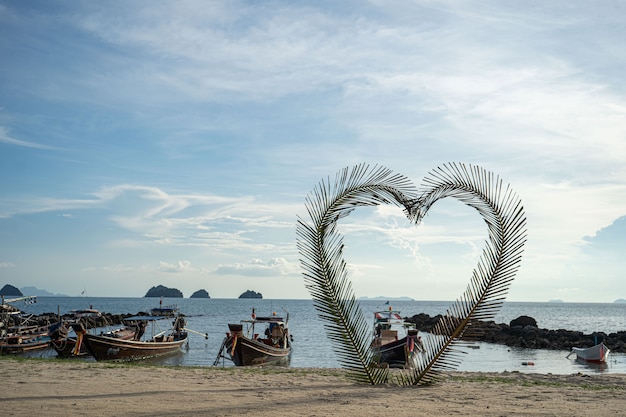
{"left": 11, "top": 297, "right": 626, "bottom": 375}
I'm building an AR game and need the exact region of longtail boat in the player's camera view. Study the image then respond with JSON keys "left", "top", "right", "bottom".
{"left": 371, "top": 307, "right": 424, "bottom": 368}
{"left": 214, "top": 309, "right": 292, "bottom": 367}
{"left": 74, "top": 315, "right": 188, "bottom": 361}
{"left": 0, "top": 324, "right": 54, "bottom": 354}
{"left": 50, "top": 309, "right": 136, "bottom": 358}
{"left": 1, "top": 295, "right": 56, "bottom": 354}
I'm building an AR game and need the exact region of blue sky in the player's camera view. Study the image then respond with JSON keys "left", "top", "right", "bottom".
{"left": 1, "top": 1, "right": 625, "bottom": 302}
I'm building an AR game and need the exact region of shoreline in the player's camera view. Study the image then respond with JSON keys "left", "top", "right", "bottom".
{"left": 2, "top": 358, "right": 625, "bottom": 416}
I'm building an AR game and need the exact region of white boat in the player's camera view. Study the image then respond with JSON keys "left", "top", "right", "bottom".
{"left": 568, "top": 342, "right": 610, "bottom": 363}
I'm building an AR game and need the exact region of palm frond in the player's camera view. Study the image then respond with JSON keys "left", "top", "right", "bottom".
{"left": 297, "top": 162, "right": 526, "bottom": 386}
{"left": 405, "top": 163, "right": 527, "bottom": 385}
{"left": 296, "top": 164, "right": 418, "bottom": 384}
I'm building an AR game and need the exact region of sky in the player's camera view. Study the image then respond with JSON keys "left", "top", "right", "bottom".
{"left": 1, "top": 1, "right": 625, "bottom": 302}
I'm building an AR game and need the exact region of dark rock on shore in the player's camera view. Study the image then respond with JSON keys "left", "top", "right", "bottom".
{"left": 190, "top": 289, "right": 210, "bottom": 299}
{"left": 239, "top": 290, "right": 262, "bottom": 299}
{"left": 144, "top": 285, "right": 183, "bottom": 298}
{"left": 406, "top": 313, "right": 626, "bottom": 353}
{"left": 0, "top": 284, "right": 23, "bottom": 296}
{"left": 509, "top": 315, "right": 537, "bottom": 327}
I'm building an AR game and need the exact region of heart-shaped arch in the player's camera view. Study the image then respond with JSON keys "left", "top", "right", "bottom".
{"left": 297, "top": 163, "right": 527, "bottom": 385}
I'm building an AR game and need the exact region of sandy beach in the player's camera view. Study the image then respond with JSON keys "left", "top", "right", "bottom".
{"left": 1, "top": 358, "right": 624, "bottom": 417}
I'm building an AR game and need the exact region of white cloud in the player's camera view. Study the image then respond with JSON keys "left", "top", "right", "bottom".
{"left": 215, "top": 257, "right": 298, "bottom": 277}
{"left": 157, "top": 260, "right": 193, "bottom": 273}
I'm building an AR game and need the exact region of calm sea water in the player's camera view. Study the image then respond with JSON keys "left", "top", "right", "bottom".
{"left": 13, "top": 297, "right": 626, "bottom": 374}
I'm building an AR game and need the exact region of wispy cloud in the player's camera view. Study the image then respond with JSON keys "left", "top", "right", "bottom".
{"left": 0, "top": 183, "right": 296, "bottom": 258}
{"left": 0, "top": 126, "right": 54, "bottom": 150}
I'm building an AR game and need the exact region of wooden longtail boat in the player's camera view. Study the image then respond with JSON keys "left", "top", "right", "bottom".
{"left": 1, "top": 295, "right": 56, "bottom": 354}
{"left": 214, "top": 309, "right": 292, "bottom": 367}
{"left": 52, "top": 326, "right": 136, "bottom": 358}
{"left": 567, "top": 342, "right": 610, "bottom": 363}
{"left": 51, "top": 309, "right": 136, "bottom": 358}
{"left": 371, "top": 307, "right": 424, "bottom": 368}
{"left": 150, "top": 305, "right": 179, "bottom": 317}
{"left": 0, "top": 325, "right": 53, "bottom": 354}
{"left": 74, "top": 315, "right": 188, "bottom": 361}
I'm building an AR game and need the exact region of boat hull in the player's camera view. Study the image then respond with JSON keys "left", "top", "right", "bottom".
{"left": 51, "top": 338, "right": 88, "bottom": 357}
{"left": 1, "top": 322, "right": 56, "bottom": 355}
{"left": 82, "top": 332, "right": 188, "bottom": 361}
{"left": 52, "top": 327, "right": 136, "bottom": 358}
{"left": 375, "top": 336, "right": 421, "bottom": 368}
{"left": 224, "top": 335, "right": 291, "bottom": 366}
{"left": 0, "top": 336, "right": 50, "bottom": 354}
{"left": 571, "top": 342, "right": 610, "bottom": 363}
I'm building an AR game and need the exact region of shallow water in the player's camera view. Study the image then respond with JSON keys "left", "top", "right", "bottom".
{"left": 13, "top": 297, "right": 626, "bottom": 374}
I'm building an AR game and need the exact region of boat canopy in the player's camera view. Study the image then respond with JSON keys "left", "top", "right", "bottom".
{"left": 374, "top": 311, "right": 404, "bottom": 323}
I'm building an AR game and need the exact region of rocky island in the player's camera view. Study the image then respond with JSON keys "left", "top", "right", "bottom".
{"left": 239, "top": 290, "right": 262, "bottom": 299}
{"left": 190, "top": 289, "right": 210, "bottom": 299}
{"left": 0, "top": 284, "right": 23, "bottom": 296}
{"left": 144, "top": 285, "right": 183, "bottom": 298}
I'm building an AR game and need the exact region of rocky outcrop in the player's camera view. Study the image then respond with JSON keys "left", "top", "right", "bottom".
{"left": 509, "top": 315, "right": 537, "bottom": 327}
{"left": 144, "top": 285, "right": 183, "bottom": 298}
{"left": 239, "top": 290, "right": 262, "bottom": 299}
{"left": 406, "top": 313, "right": 626, "bottom": 353}
{"left": 0, "top": 284, "right": 23, "bottom": 296}
{"left": 190, "top": 289, "right": 210, "bottom": 299}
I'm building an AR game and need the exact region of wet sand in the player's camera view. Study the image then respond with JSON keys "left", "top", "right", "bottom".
{"left": 1, "top": 358, "right": 624, "bottom": 416}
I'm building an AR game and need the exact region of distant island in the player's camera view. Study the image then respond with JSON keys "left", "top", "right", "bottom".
{"left": 144, "top": 285, "right": 183, "bottom": 298}
{"left": 615, "top": 299, "right": 626, "bottom": 303}
{"left": 0, "top": 284, "right": 22, "bottom": 296}
{"left": 239, "top": 290, "right": 262, "bottom": 299}
{"left": 2, "top": 284, "right": 68, "bottom": 297}
{"left": 548, "top": 299, "right": 564, "bottom": 303}
{"left": 20, "top": 286, "right": 68, "bottom": 297}
{"left": 190, "top": 289, "right": 210, "bottom": 299}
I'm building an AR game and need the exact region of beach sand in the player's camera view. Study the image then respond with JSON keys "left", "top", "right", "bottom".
{"left": 1, "top": 358, "right": 624, "bottom": 417}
